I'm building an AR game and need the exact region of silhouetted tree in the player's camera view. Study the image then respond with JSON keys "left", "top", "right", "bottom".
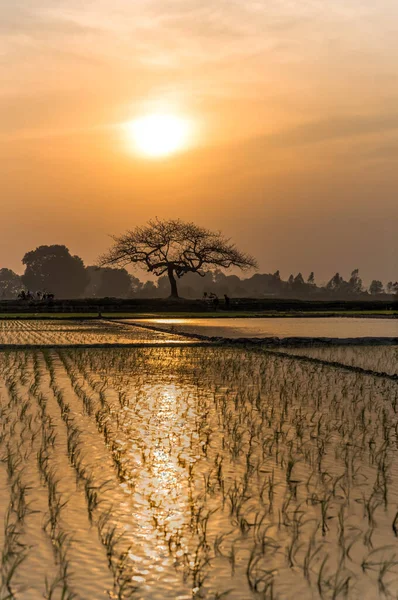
{"left": 22, "top": 245, "right": 89, "bottom": 299}
{"left": 140, "top": 281, "right": 159, "bottom": 298}
{"left": 288, "top": 274, "right": 294, "bottom": 285}
{"left": 99, "top": 219, "right": 257, "bottom": 298}
{"left": 293, "top": 273, "right": 305, "bottom": 285}
{"left": 369, "top": 280, "right": 384, "bottom": 295}
{"left": 387, "top": 281, "right": 398, "bottom": 295}
{"left": 129, "top": 275, "right": 144, "bottom": 296}
{"left": 85, "top": 266, "right": 133, "bottom": 298}
{"left": 326, "top": 272, "right": 344, "bottom": 291}
{"left": 0, "top": 269, "right": 22, "bottom": 299}
{"left": 347, "top": 269, "right": 362, "bottom": 294}
{"left": 307, "top": 272, "right": 315, "bottom": 285}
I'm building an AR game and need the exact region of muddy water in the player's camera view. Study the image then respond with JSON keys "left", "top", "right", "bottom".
{"left": 1, "top": 346, "right": 398, "bottom": 599}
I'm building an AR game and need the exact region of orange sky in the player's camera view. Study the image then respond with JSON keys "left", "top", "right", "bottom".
{"left": 1, "top": 0, "right": 397, "bottom": 283}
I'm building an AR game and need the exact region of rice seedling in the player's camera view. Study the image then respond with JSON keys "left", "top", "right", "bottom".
{"left": 0, "top": 321, "right": 398, "bottom": 598}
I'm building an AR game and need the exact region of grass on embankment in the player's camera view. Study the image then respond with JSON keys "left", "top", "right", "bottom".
{"left": 0, "top": 310, "right": 396, "bottom": 320}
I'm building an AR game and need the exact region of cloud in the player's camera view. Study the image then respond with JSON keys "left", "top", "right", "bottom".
{"left": 0, "top": 4, "right": 97, "bottom": 37}
{"left": 2, "top": 0, "right": 398, "bottom": 151}
{"left": 359, "top": 138, "right": 398, "bottom": 160}
{"left": 195, "top": 112, "right": 398, "bottom": 162}
{"left": 266, "top": 113, "right": 398, "bottom": 147}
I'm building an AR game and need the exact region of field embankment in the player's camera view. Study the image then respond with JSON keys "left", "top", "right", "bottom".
{"left": 0, "top": 296, "right": 397, "bottom": 319}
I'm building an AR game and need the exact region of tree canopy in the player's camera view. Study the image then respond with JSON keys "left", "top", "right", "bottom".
{"left": 0, "top": 268, "right": 22, "bottom": 299}
{"left": 99, "top": 218, "right": 257, "bottom": 297}
{"left": 22, "top": 245, "right": 89, "bottom": 299}
{"left": 369, "top": 280, "right": 384, "bottom": 295}
{"left": 85, "top": 266, "right": 135, "bottom": 298}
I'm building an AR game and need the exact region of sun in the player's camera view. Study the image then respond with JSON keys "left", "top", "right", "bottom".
{"left": 126, "top": 113, "right": 192, "bottom": 158}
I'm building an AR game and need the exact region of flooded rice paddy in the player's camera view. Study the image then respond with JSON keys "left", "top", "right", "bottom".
{"left": 125, "top": 317, "right": 398, "bottom": 340}
{"left": 279, "top": 345, "right": 398, "bottom": 377}
{"left": 1, "top": 320, "right": 398, "bottom": 599}
{"left": 0, "top": 320, "right": 190, "bottom": 346}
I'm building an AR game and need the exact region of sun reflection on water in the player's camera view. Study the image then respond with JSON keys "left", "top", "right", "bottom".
{"left": 120, "top": 383, "right": 199, "bottom": 595}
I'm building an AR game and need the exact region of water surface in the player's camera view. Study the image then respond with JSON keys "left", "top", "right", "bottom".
{"left": 1, "top": 346, "right": 398, "bottom": 598}
{"left": 124, "top": 316, "right": 398, "bottom": 339}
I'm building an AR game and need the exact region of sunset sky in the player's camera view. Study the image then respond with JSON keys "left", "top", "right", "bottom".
{"left": 1, "top": 0, "right": 397, "bottom": 283}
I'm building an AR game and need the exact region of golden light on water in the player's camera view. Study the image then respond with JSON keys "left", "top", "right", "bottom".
{"left": 125, "top": 114, "right": 193, "bottom": 158}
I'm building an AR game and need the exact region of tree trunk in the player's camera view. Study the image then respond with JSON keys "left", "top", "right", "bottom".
{"left": 168, "top": 266, "right": 179, "bottom": 298}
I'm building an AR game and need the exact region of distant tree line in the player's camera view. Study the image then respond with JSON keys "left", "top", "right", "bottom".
{"left": 0, "top": 245, "right": 397, "bottom": 300}
{"left": 153, "top": 268, "right": 398, "bottom": 300}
